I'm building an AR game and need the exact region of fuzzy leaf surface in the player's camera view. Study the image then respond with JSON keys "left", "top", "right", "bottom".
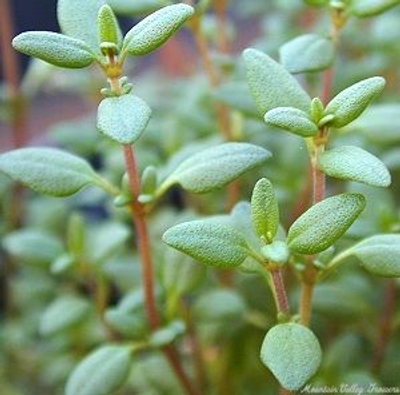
{"left": 0, "top": 148, "right": 101, "bottom": 197}
{"left": 318, "top": 145, "right": 391, "bottom": 187}
{"left": 162, "top": 142, "right": 271, "bottom": 193}
{"left": 107, "top": 0, "right": 167, "bottom": 16}
{"left": 58, "top": 0, "right": 105, "bottom": 53}
{"left": 251, "top": 178, "right": 279, "bottom": 242}
{"left": 65, "top": 345, "right": 132, "bottom": 395}
{"left": 98, "top": 4, "right": 123, "bottom": 46}
{"left": 264, "top": 107, "right": 319, "bottom": 137}
{"left": 97, "top": 94, "right": 152, "bottom": 144}
{"left": 260, "top": 323, "right": 322, "bottom": 390}
{"left": 122, "top": 4, "right": 194, "bottom": 56}
{"left": 350, "top": 0, "right": 400, "bottom": 17}
{"left": 40, "top": 296, "right": 90, "bottom": 335}
{"left": 288, "top": 193, "right": 366, "bottom": 254}
{"left": 163, "top": 218, "right": 249, "bottom": 268}
{"left": 280, "top": 34, "right": 335, "bottom": 74}
{"left": 243, "top": 48, "right": 311, "bottom": 115}
{"left": 12, "top": 32, "right": 96, "bottom": 68}
{"left": 349, "top": 234, "right": 400, "bottom": 277}
{"left": 324, "top": 77, "right": 386, "bottom": 128}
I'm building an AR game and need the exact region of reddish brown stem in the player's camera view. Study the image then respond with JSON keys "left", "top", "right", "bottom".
{"left": 123, "top": 144, "right": 161, "bottom": 330}
{"left": 271, "top": 269, "right": 290, "bottom": 315}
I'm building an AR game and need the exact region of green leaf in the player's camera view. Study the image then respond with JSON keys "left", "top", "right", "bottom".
{"left": 149, "top": 320, "right": 186, "bottom": 348}
{"left": 107, "top": 0, "right": 168, "bottom": 16}
{"left": 279, "top": 34, "right": 335, "bottom": 74}
{"left": 264, "top": 107, "right": 319, "bottom": 137}
{"left": 350, "top": 0, "right": 400, "bottom": 17}
{"left": 251, "top": 178, "right": 279, "bottom": 242}
{"left": 318, "top": 145, "right": 391, "bottom": 187}
{"left": 324, "top": 77, "right": 386, "bottom": 128}
{"left": 58, "top": 0, "right": 106, "bottom": 53}
{"left": 2, "top": 229, "right": 63, "bottom": 266}
{"left": 12, "top": 32, "right": 96, "bottom": 69}
{"left": 161, "top": 142, "right": 271, "bottom": 194}
{"left": 162, "top": 218, "right": 249, "bottom": 268}
{"left": 122, "top": 4, "right": 194, "bottom": 56}
{"left": 288, "top": 193, "right": 366, "bottom": 254}
{"left": 98, "top": 4, "right": 123, "bottom": 46}
{"left": 260, "top": 323, "right": 322, "bottom": 391}
{"left": 193, "top": 289, "right": 246, "bottom": 323}
{"left": 40, "top": 295, "right": 90, "bottom": 335}
{"left": 0, "top": 148, "right": 102, "bottom": 197}
{"left": 97, "top": 93, "right": 152, "bottom": 144}
{"left": 242, "top": 48, "right": 311, "bottom": 115}
{"left": 261, "top": 240, "right": 290, "bottom": 266}
{"left": 65, "top": 345, "right": 132, "bottom": 395}
{"left": 349, "top": 234, "right": 400, "bottom": 277}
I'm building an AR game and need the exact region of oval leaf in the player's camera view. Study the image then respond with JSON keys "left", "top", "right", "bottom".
{"left": 350, "top": 0, "right": 400, "bottom": 17}
{"left": 162, "top": 218, "right": 249, "bottom": 268}
{"left": 162, "top": 142, "right": 271, "bottom": 193}
{"left": 0, "top": 148, "right": 101, "bottom": 197}
{"left": 324, "top": 77, "right": 386, "bottom": 128}
{"left": 242, "top": 48, "right": 311, "bottom": 115}
{"left": 318, "top": 145, "right": 391, "bottom": 187}
{"left": 251, "top": 178, "right": 279, "bottom": 242}
{"left": 66, "top": 345, "right": 132, "bottom": 395}
{"left": 280, "top": 34, "right": 335, "bottom": 74}
{"left": 97, "top": 94, "right": 152, "bottom": 144}
{"left": 350, "top": 234, "right": 400, "bottom": 277}
{"left": 260, "top": 323, "right": 322, "bottom": 391}
{"left": 98, "top": 4, "right": 123, "bottom": 46}
{"left": 40, "top": 295, "right": 90, "bottom": 335}
{"left": 107, "top": 0, "right": 166, "bottom": 16}
{"left": 288, "top": 193, "right": 366, "bottom": 254}
{"left": 122, "top": 4, "right": 194, "bottom": 56}
{"left": 58, "top": 0, "right": 105, "bottom": 53}
{"left": 264, "top": 107, "right": 319, "bottom": 137}
{"left": 12, "top": 32, "right": 96, "bottom": 69}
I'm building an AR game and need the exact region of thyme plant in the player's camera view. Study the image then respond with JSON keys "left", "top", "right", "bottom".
{"left": 1, "top": 0, "right": 400, "bottom": 394}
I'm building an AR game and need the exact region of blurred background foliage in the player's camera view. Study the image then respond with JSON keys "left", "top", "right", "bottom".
{"left": 1, "top": 0, "right": 400, "bottom": 394}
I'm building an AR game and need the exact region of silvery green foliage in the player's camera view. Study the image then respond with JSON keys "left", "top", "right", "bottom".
{"left": 318, "top": 145, "right": 391, "bottom": 187}
{"left": 98, "top": 4, "right": 123, "bottom": 46}
{"left": 97, "top": 94, "right": 152, "bottom": 144}
{"left": 288, "top": 193, "right": 366, "bottom": 254}
{"left": 323, "top": 77, "right": 386, "bottom": 128}
{"left": 280, "top": 34, "right": 335, "bottom": 74}
{"left": 65, "top": 345, "right": 132, "bottom": 395}
{"left": 350, "top": 0, "right": 400, "bottom": 17}
{"left": 243, "top": 48, "right": 311, "bottom": 115}
{"left": 0, "top": 148, "right": 103, "bottom": 197}
{"left": 12, "top": 32, "right": 96, "bottom": 69}
{"left": 260, "top": 323, "right": 322, "bottom": 390}
{"left": 122, "top": 4, "right": 194, "bottom": 56}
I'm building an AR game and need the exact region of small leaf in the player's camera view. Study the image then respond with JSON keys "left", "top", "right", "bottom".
{"left": 58, "top": 0, "right": 105, "bottom": 53}
{"left": 260, "top": 323, "right": 322, "bottom": 391}
{"left": 162, "top": 218, "right": 249, "bottom": 268}
{"left": 107, "top": 0, "right": 167, "bottom": 16}
{"left": 97, "top": 93, "right": 152, "bottom": 144}
{"left": 149, "top": 320, "right": 186, "bottom": 348}
{"left": 40, "top": 295, "right": 90, "bottom": 335}
{"left": 251, "top": 178, "right": 279, "bottom": 242}
{"left": 318, "top": 145, "right": 391, "bottom": 187}
{"left": 324, "top": 77, "right": 386, "bottom": 128}
{"left": 65, "top": 345, "right": 132, "bottom": 395}
{"left": 280, "top": 34, "right": 335, "bottom": 74}
{"left": 98, "top": 4, "right": 123, "bottom": 46}
{"left": 122, "top": 4, "right": 194, "bottom": 56}
{"left": 0, "top": 148, "right": 102, "bottom": 197}
{"left": 288, "top": 193, "right": 366, "bottom": 254}
{"left": 350, "top": 0, "right": 400, "bottom": 17}
{"left": 261, "top": 241, "right": 290, "bottom": 266}
{"left": 161, "top": 142, "right": 271, "bottom": 194}
{"left": 2, "top": 229, "right": 63, "bottom": 266}
{"left": 349, "top": 234, "right": 400, "bottom": 277}
{"left": 264, "top": 107, "right": 319, "bottom": 137}
{"left": 12, "top": 32, "right": 96, "bottom": 69}
{"left": 242, "top": 48, "right": 311, "bottom": 115}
